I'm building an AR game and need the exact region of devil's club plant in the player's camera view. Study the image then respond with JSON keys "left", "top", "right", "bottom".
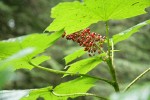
{"left": 0, "top": 0, "right": 150, "bottom": 100}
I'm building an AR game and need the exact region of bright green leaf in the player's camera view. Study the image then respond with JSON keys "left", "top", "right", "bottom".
{"left": 21, "top": 77, "right": 96, "bottom": 100}
{"left": 0, "top": 48, "right": 35, "bottom": 70}
{"left": 112, "top": 19, "right": 150, "bottom": 45}
{"left": 54, "top": 77, "right": 97, "bottom": 97}
{"left": 21, "top": 86, "right": 67, "bottom": 100}
{"left": 0, "top": 31, "right": 63, "bottom": 70}
{"left": 0, "top": 48, "right": 35, "bottom": 88}
{"left": 110, "top": 83, "right": 150, "bottom": 100}
{"left": 64, "top": 48, "right": 86, "bottom": 64}
{"left": 64, "top": 55, "right": 102, "bottom": 76}
{"left": 84, "top": 0, "right": 150, "bottom": 20}
{"left": 31, "top": 55, "right": 50, "bottom": 65}
{"left": 46, "top": 0, "right": 150, "bottom": 34}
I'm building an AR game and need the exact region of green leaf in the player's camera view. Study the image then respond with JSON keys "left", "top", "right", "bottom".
{"left": 0, "top": 31, "right": 63, "bottom": 70}
{"left": 64, "top": 48, "right": 86, "bottom": 64}
{"left": 64, "top": 55, "right": 102, "bottom": 76}
{"left": 0, "top": 48, "right": 35, "bottom": 88}
{"left": 110, "top": 83, "right": 150, "bottom": 100}
{"left": 112, "top": 19, "right": 150, "bottom": 45}
{"left": 2, "top": 48, "right": 36, "bottom": 70}
{"left": 21, "top": 77, "right": 96, "bottom": 100}
{"left": 21, "top": 86, "right": 67, "bottom": 100}
{"left": 54, "top": 77, "right": 97, "bottom": 98}
{"left": 46, "top": 0, "right": 150, "bottom": 34}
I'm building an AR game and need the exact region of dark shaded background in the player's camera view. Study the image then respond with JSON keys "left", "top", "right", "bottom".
{"left": 0, "top": 0, "right": 150, "bottom": 100}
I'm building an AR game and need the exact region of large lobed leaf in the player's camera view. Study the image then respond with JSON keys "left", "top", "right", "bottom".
{"left": 112, "top": 19, "right": 150, "bottom": 45}
{"left": 21, "top": 77, "right": 97, "bottom": 100}
{"left": 0, "top": 31, "right": 63, "bottom": 70}
{"left": 46, "top": 0, "right": 150, "bottom": 34}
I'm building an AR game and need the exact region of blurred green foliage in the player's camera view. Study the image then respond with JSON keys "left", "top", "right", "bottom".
{"left": 0, "top": 0, "right": 150, "bottom": 100}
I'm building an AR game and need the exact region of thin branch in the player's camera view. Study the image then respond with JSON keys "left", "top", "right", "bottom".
{"left": 52, "top": 91, "right": 108, "bottom": 100}
{"left": 123, "top": 67, "right": 150, "bottom": 92}
{"left": 29, "top": 61, "right": 113, "bottom": 85}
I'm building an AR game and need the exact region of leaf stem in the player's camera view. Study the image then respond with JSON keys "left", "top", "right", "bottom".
{"left": 29, "top": 61, "right": 113, "bottom": 85}
{"left": 123, "top": 67, "right": 150, "bottom": 92}
{"left": 52, "top": 91, "right": 108, "bottom": 100}
{"left": 105, "top": 21, "right": 120, "bottom": 92}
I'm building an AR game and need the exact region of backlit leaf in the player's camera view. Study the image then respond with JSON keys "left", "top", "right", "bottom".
{"left": 21, "top": 77, "right": 96, "bottom": 100}
{"left": 64, "top": 48, "right": 86, "bottom": 64}
{"left": 64, "top": 55, "right": 102, "bottom": 76}
{"left": 46, "top": 0, "right": 150, "bottom": 34}
{"left": 54, "top": 77, "right": 97, "bottom": 98}
{"left": 0, "top": 31, "right": 63, "bottom": 70}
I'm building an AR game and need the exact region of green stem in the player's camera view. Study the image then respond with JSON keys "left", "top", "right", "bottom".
{"left": 105, "top": 21, "right": 120, "bottom": 92}
{"left": 29, "top": 61, "right": 113, "bottom": 85}
{"left": 123, "top": 67, "right": 150, "bottom": 92}
{"left": 52, "top": 91, "right": 108, "bottom": 100}
{"left": 111, "top": 40, "right": 114, "bottom": 66}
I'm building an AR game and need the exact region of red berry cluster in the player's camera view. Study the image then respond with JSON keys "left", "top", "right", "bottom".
{"left": 62, "top": 28, "right": 106, "bottom": 56}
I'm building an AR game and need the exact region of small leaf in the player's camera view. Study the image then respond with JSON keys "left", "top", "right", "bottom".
{"left": 110, "top": 84, "right": 150, "bottom": 100}
{"left": 64, "top": 55, "right": 102, "bottom": 76}
{"left": 64, "top": 48, "right": 86, "bottom": 64}
{"left": 46, "top": 0, "right": 150, "bottom": 34}
{"left": 112, "top": 19, "right": 150, "bottom": 45}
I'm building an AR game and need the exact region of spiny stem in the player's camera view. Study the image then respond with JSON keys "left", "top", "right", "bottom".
{"left": 123, "top": 67, "right": 150, "bottom": 92}
{"left": 52, "top": 91, "right": 108, "bottom": 100}
{"left": 105, "top": 21, "right": 120, "bottom": 92}
{"left": 29, "top": 61, "right": 113, "bottom": 85}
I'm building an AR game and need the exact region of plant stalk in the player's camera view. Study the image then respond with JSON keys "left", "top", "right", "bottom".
{"left": 105, "top": 21, "right": 120, "bottom": 92}
{"left": 29, "top": 61, "right": 113, "bottom": 85}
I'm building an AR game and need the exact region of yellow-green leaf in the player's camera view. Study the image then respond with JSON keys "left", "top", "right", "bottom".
{"left": 46, "top": 0, "right": 150, "bottom": 34}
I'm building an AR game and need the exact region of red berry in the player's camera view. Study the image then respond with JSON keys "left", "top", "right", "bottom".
{"left": 89, "top": 42, "right": 93, "bottom": 46}
{"left": 62, "top": 28, "right": 106, "bottom": 56}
